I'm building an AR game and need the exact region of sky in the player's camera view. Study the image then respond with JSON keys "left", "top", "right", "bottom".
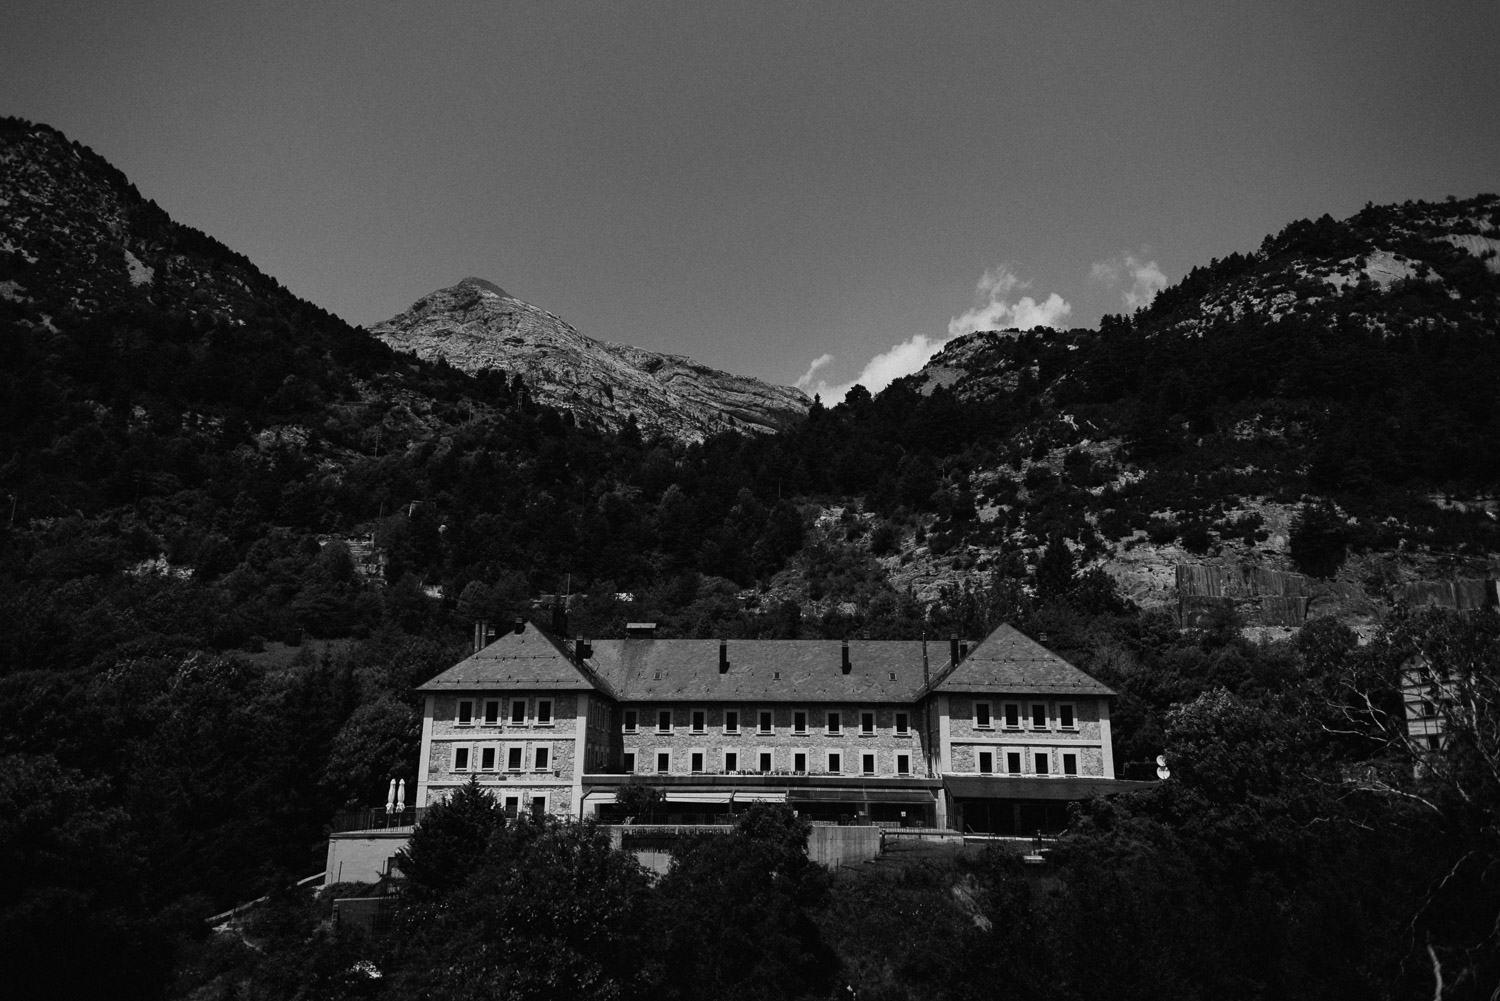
{"left": 4, "top": 2, "right": 1498, "bottom": 402}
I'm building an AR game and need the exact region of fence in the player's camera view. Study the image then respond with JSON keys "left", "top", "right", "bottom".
{"left": 329, "top": 807, "right": 427, "bottom": 833}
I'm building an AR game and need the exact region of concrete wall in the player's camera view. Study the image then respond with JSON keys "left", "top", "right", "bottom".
{"left": 807, "top": 824, "right": 882, "bottom": 868}
{"left": 325, "top": 831, "right": 411, "bottom": 886}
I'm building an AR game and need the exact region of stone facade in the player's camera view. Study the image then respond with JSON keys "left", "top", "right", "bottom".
{"left": 618, "top": 701, "right": 932, "bottom": 779}
{"left": 411, "top": 622, "right": 1130, "bottom": 832}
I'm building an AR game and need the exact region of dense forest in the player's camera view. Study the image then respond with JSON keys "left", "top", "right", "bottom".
{"left": 2, "top": 118, "right": 1499, "bottom": 997}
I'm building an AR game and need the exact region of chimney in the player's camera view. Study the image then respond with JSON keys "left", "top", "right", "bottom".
{"left": 949, "top": 635, "right": 959, "bottom": 666}
{"left": 474, "top": 620, "right": 487, "bottom": 654}
{"left": 574, "top": 637, "right": 592, "bottom": 662}
{"left": 719, "top": 639, "right": 729, "bottom": 674}
{"left": 959, "top": 641, "right": 969, "bottom": 659}
{"left": 514, "top": 616, "right": 526, "bottom": 634}
{"left": 841, "top": 639, "right": 851, "bottom": 674}
{"left": 922, "top": 637, "right": 930, "bottom": 684}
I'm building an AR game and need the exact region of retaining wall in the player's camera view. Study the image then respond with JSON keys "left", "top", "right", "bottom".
{"left": 325, "top": 831, "right": 410, "bottom": 886}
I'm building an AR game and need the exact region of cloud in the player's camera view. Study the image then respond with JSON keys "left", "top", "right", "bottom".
{"left": 797, "top": 265, "right": 1071, "bottom": 405}
{"left": 946, "top": 265, "right": 1072, "bottom": 338}
{"left": 1091, "top": 253, "right": 1168, "bottom": 310}
{"left": 794, "top": 353, "right": 834, "bottom": 393}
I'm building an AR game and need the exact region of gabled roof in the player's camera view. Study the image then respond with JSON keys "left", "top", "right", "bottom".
{"left": 929, "top": 624, "right": 1114, "bottom": 697}
{"left": 415, "top": 625, "right": 608, "bottom": 694}
{"left": 414, "top": 623, "right": 1113, "bottom": 702}
{"left": 587, "top": 639, "right": 935, "bottom": 703}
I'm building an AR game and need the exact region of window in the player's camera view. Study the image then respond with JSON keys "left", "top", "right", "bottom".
{"left": 507, "top": 746, "right": 523, "bottom": 771}
{"left": 534, "top": 746, "right": 549, "bottom": 770}
{"left": 758, "top": 710, "right": 774, "bottom": 735}
{"left": 504, "top": 796, "right": 519, "bottom": 818}
{"left": 622, "top": 751, "right": 636, "bottom": 773}
{"left": 793, "top": 710, "right": 807, "bottom": 734}
{"left": 509, "top": 699, "right": 527, "bottom": 725}
{"left": 859, "top": 711, "right": 876, "bottom": 735}
{"left": 1031, "top": 704, "right": 1048, "bottom": 730}
{"left": 895, "top": 712, "right": 909, "bottom": 735}
{"left": 531, "top": 796, "right": 546, "bottom": 818}
{"left": 1006, "top": 752, "right": 1022, "bottom": 775}
{"left": 1427, "top": 734, "right": 1441, "bottom": 751}
{"left": 974, "top": 702, "right": 992, "bottom": 728}
{"left": 861, "top": 753, "right": 876, "bottom": 776}
{"left": 1034, "top": 752, "right": 1050, "bottom": 775}
{"left": 691, "top": 709, "right": 706, "bottom": 733}
{"left": 656, "top": 751, "right": 671, "bottom": 774}
{"left": 759, "top": 751, "right": 772, "bottom": 773}
{"left": 1063, "top": 753, "right": 1078, "bottom": 776}
{"left": 897, "top": 753, "right": 911, "bottom": 775}
{"left": 483, "top": 699, "right": 500, "bottom": 725}
{"left": 691, "top": 751, "right": 704, "bottom": 773}
{"left": 1059, "top": 703, "right": 1076, "bottom": 729}
{"left": 978, "top": 751, "right": 993, "bottom": 774}
{"left": 826, "top": 711, "right": 842, "bottom": 735}
{"left": 793, "top": 751, "right": 807, "bottom": 773}
{"left": 724, "top": 710, "right": 740, "bottom": 734}
{"left": 657, "top": 709, "right": 673, "bottom": 733}
{"left": 536, "top": 699, "right": 553, "bottom": 726}
{"left": 724, "top": 750, "right": 738, "bottom": 772}
{"left": 827, "top": 751, "right": 842, "bottom": 774}
{"left": 457, "top": 700, "right": 474, "bottom": 726}
{"left": 1003, "top": 703, "right": 1021, "bottom": 728}
{"left": 623, "top": 709, "right": 638, "bottom": 733}
{"left": 480, "top": 746, "right": 496, "bottom": 771}
{"left": 453, "top": 745, "right": 470, "bottom": 771}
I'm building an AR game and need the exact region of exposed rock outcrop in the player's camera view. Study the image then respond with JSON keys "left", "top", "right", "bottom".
{"left": 371, "top": 278, "right": 809, "bottom": 442}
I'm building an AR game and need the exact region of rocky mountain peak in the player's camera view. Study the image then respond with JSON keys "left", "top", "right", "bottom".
{"left": 371, "top": 280, "right": 809, "bottom": 442}
{"left": 456, "top": 276, "right": 509, "bottom": 298}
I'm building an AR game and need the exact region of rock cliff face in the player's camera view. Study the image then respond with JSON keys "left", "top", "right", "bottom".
{"left": 370, "top": 278, "right": 809, "bottom": 441}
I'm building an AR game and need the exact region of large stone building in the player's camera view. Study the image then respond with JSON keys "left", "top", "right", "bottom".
{"left": 414, "top": 619, "right": 1137, "bottom": 834}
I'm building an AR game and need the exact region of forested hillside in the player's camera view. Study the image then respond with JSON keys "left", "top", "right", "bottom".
{"left": 2, "top": 119, "right": 1498, "bottom": 999}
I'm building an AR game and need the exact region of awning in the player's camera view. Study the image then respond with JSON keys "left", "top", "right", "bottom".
{"left": 943, "top": 775, "right": 1155, "bottom": 801}
{"left": 664, "top": 792, "right": 734, "bottom": 804}
{"left": 731, "top": 791, "right": 787, "bottom": 803}
{"left": 789, "top": 788, "right": 935, "bottom": 805}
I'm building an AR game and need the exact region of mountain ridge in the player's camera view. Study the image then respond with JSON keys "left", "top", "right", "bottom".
{"left": 371, "top": 277, "right": 809, "bottom": 441}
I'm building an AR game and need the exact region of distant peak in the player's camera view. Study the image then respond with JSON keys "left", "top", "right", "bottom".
{"left": 456, "top": 276, "right": 509, "bottom": 298}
